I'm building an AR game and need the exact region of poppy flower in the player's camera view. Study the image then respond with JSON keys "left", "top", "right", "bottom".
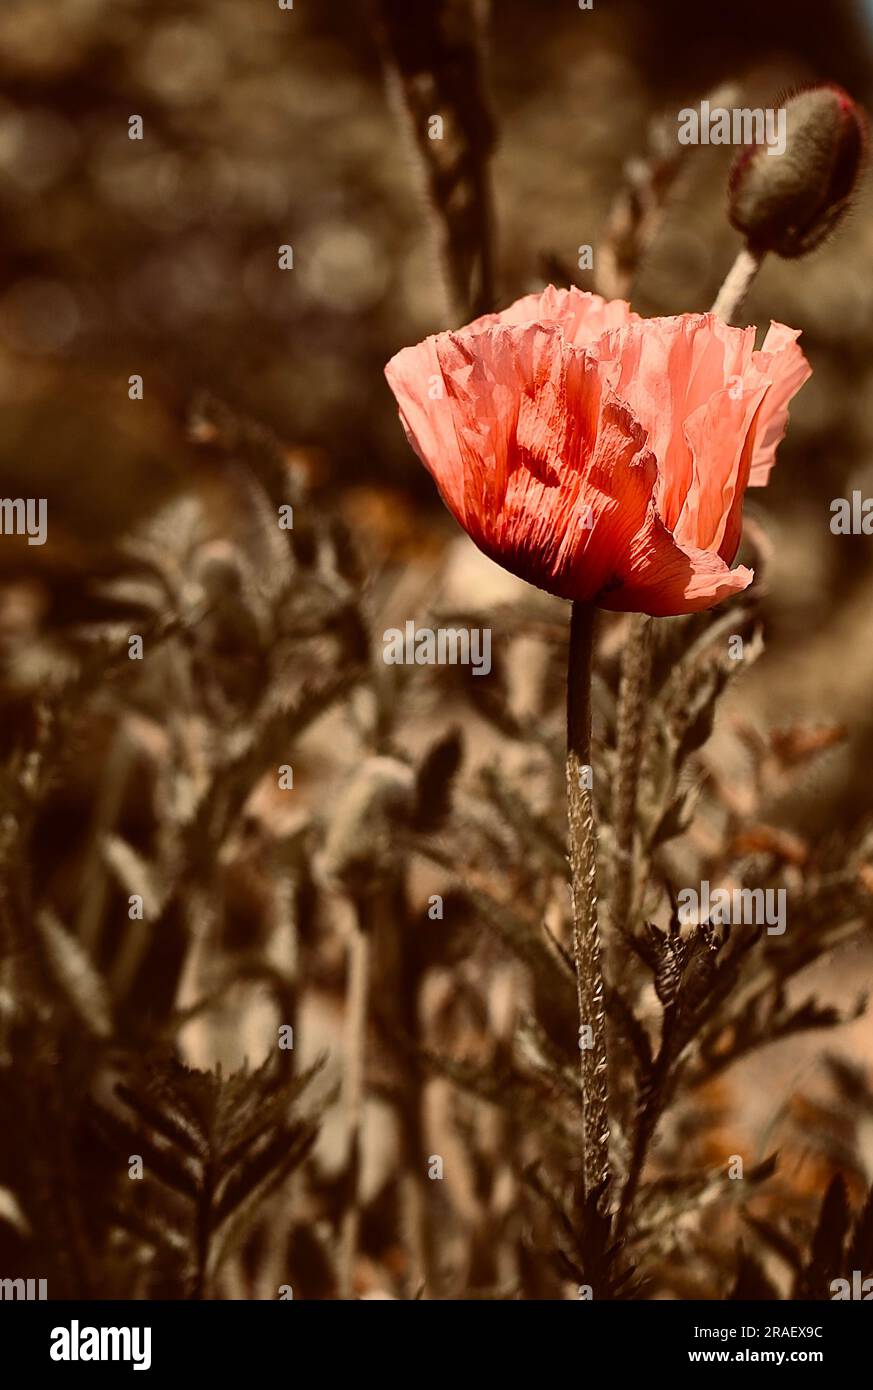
{"left": 384, "top": 287, "right": 810, "bottom": 615}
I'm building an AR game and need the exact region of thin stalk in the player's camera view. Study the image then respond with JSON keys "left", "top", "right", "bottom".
{"left": 710, "top": 246, "right": 764, "bottom": 323}
{"left": 377, "top": 868, "right": 435, "bottom": 1296}
{"left": 397, "top": 975, "right": 436, "bottom": 1298}
{"left": 338, "top": 906, "right": 371, "bottom": 1299}
{"left": 615, "top": 1043, "right": 672, "bottom": 1240}
{"left": 77, "top": 724, "right": 135, "bottom": 954}
{"left": 565, "top": 601, "right": 610, "bottom": 1197}
{"left": 374, "top": 0, "right": 497, "bottom": 322}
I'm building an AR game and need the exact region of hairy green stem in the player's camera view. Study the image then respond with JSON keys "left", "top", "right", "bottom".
{"left": 566, "top": 601, "right": 610, "bottom": 1197}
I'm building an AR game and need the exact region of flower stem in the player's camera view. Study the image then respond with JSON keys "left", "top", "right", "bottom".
{"left": 710, "top": 246, "right": 764, "bottom": 323}
{"left": 566, "top": 601, "right": 610, "bottom": 1197}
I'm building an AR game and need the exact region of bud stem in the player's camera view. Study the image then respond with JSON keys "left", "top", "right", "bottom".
{"left": 566, "top": 601, "right": 610, "bottom": 1199}
{"left": 710, "top": 246, "right": 764, "bottom": 324}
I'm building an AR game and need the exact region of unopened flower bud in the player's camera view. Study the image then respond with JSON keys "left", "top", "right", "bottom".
{"left": 728, "top": 84, "right": 867, "bottom": 258}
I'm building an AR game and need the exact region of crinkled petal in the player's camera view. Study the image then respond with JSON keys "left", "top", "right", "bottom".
{"left": 385, "top": 334, "right": 467, "bottom": 510}
{"left": 749, "top": 322, "right": 812, "bottom": 486}
{"left": 390, "top": 322, "right": 666, "bottom": 603}
{"left": 596, "top": 313, "right": 759, "bottom": 529}
{"left": 676, "top": 380, "right": 769, "bottom": 562}
{"left": 462, "top": 285, "right": 639, "bottom": 347}
{"left": 599, "top": 517, "right": 754, "bottom": 616}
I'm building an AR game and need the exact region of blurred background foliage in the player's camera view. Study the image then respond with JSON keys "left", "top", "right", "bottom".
{"left": 0, "top": 0, "right": 863, "bottom": 814}
{"left": 1, "top": 0, "right": 873, "bottom": 1299}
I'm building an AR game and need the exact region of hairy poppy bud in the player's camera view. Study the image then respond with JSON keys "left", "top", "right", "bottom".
{"left": 728, "top": 84, "right": 867, "bottom": 258}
